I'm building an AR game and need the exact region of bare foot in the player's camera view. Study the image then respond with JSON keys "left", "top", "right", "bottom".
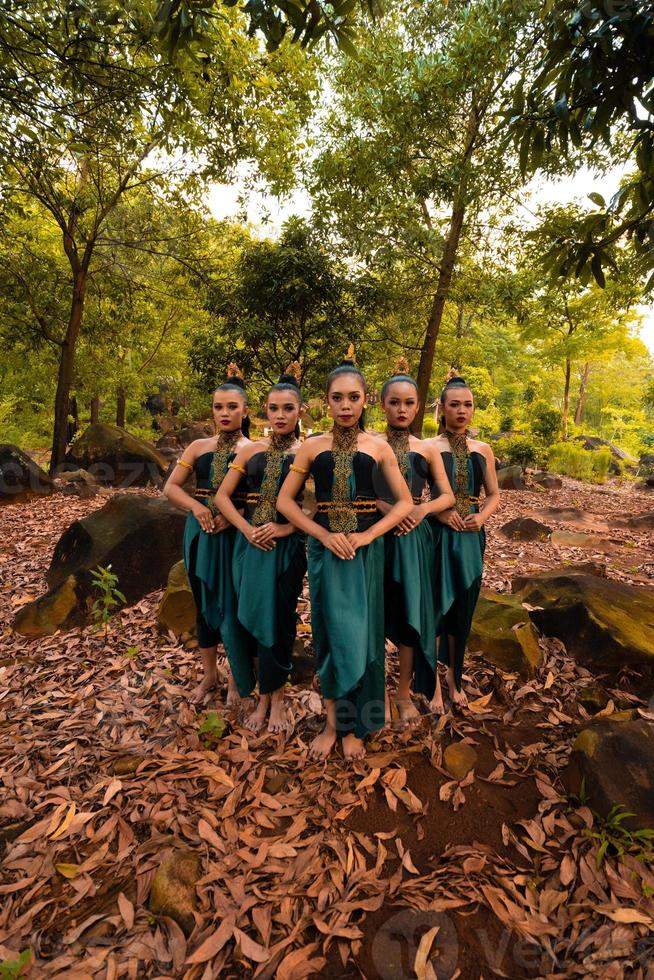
{"left": 244, "top": 697, "right": 269, "bottom": 732}
{"left": 342, "top": 733, "right": 366, "bottom": 761}
{"left": 268, "top": 695, "right": 292, "bottom": 734}
{"left": 309, "top": 724, "right": 337, "bottom": 760}
{"left": 447, "top": 668, "right": 468, "bottom": 708}
{"left": 190, "top": 675, "right": 217, "bottom": 705}
{"left": 428, "top": 673, "right": 446, "bottom": 716}
{"left": 394, "top": 697, "right": 421, "bottom": 728}
{"left": 226, "top": 677, "right": 240, "bottom": 706}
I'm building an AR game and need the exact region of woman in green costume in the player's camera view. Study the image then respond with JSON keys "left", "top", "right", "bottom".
{"left": 427, "top": 375, "right": 500, "bottom": 713}
{"left": 215, "top": 367, "right": 306, "bottom": 735}
{"left": 164, "top": 365, "right": 251, "bottom": 705}
{"left": 277, "top": 354, "right": 413, "bottom": 762}
{"left": 376, "top": 358, "right": 455, "bottom": 727}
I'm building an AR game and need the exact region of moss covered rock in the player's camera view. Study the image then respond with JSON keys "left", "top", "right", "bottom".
{"left": 500, "top": 517, "right": 551, "bottom": 541}
{"left": 511, "top": 571, "right": 654, "bottom": 673}
{"left": 563, "top": 716, "right": 654, "bottom": 829}
{"left": 13, "top": 494, "right": 185, "bottom": 635}
{"left": 149, "top": 849, "right": 200, "bottom": 936}
{"left": 157, "top": 560, "right": 196, "bottom": 636}
{"left": 0, "top": 444, "right": 55, "bottom": 504}
{"left": 469, "top": 590, "right": 543, "bottom": 677}
{"left": 65, "top": 423, "right": 168, "bottom": 487}
{"left": 13, "top": 575, "right": 79, "bottom": 635}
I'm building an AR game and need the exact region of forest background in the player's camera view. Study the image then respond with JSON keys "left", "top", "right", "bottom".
{"left": 1, "top": 0, "right": 653, "bottom": 475}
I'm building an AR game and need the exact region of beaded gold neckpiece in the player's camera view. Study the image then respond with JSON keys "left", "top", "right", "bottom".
{"left": 252, "top": 432, "right": 296, "bottom": 526}
{"left": 386, "top": 425, "right": 411, "bottom": 487}
{"left": 209, "top": 429, "right": 242, "bottom": 495}
{"left": 329, "top": 423, "right": 359, "bottom": 533}
{"left": 444, "top": 429, "right": 471, "bottom": 518}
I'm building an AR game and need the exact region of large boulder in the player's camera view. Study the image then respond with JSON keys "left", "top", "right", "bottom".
{"left": 13, "top": 494, "right": 185, "bottom": 635}
{"left": 531, "top": 470, "right": 563, "bottom": 490}
{"left": 156, "top": 423, "right": 213, "bottom": 452}
{"left": 469, "top": 591, "right": 543, "bottom": 676}
{"left": 0, "top": 445, "right": 55, "bottom": 504}
{"left": 499, "top": 517, "right": 551, "bottom": 542}
{"left": 564, "top": 716, "right": 654, "bottom": 830}
{"left": 574, "top": 434, "right": 636, "bottom": 463}
{"left": 157, "top": 560, "right": 196, "bottom": 636}
{"left": 496, "top": 465, "right": 526, "bottom": 491}
{"left": 511, "top": 570, "right": 654, "bottom": 674}
{"left": 65, "top": 423, "right": 168, "bottom": 487}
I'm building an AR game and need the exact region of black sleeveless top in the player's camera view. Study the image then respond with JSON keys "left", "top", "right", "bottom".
{"left": 242, "top": 451, "right": 301, "bottom": 524}
{"left": 311, "top": 450, "right": 380, "bottom": 531}
{"left": 194, "top": 450, "right": 247, "bottom": 505}
{"left": 374, "top": 449, "right": 430, "bottom": 504}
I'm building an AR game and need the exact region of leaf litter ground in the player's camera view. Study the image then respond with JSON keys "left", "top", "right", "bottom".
{"left": 0, "top": 479, "right": 653, "bottom": 979}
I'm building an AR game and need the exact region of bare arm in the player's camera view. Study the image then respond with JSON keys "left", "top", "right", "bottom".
{"left": 163, "top": 444, "right": 215, "bottom": 534}
{"left": 350, "top": 444, "right": 413, "bottom": 548}
{"left": 463, "top": 444, "right": 500, "bottom": 530}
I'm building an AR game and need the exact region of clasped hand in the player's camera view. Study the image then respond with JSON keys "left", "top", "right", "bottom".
{"left": 193, "top": 505, "right": 228, "bottom": 534}
{"left": 394, "top": 504, "right": 425, "bottom": 536}
{"left": 247, "top": 522, "right": 285, "bottom": 551}
{"left": 438, "top": 508, "right": 484, "bottom": 532}
{"left": 321, "top": 530, "right": 373, "bottom": 560}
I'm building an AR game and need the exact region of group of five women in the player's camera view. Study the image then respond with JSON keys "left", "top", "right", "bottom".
{"left": 164, "top": 356, "right": 500, "bottom": 762}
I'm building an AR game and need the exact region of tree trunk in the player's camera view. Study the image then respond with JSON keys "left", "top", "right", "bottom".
{"left": 414, "top": 107, "right": 479, "bottom": 434}
{"left": 90, "top": 396, "right": 100, "bottom": 424}
{"left": 116, "top": 387, "right": 126, "bottom": 428}
{"left": 66, "top": 395, "right": 79, "bottom": 445}
{"left": 413, "top": 206, "right": 466, "bottom": 433}
{"left": 562, "top": 357, "right": 571, "bottom": 440}
{"left": 574, "top": 362, "right": 590, "bottom": 426}
{"left": 50, "top": 272, "right": 87, "bottom": 473}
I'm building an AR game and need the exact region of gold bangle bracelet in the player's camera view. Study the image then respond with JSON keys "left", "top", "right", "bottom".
{"left": 177, "top": 458, "right": 194, "bottom": 471}
{"left": 228, "top": 462, "right": 247, "bottom": 475}
{"left": 290, "top": 463, "right": 308, "bottom": 475}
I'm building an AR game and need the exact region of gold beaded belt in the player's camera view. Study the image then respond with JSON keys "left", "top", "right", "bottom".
{"left": 316, "top": 500, "right": 378, "bottom": 514}
{"left": 246, "top": 493, "right": 262, "bottom": 504}
{"left": 412, "top": 496, "right": 422, "bottom": 504}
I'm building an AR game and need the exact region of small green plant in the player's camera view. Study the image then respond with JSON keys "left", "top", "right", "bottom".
{"left": 198, "top": 711, "right": 226, "bottom": 743}
{"left": 90, "top": 564, "right": 126, "bottom": 634}
{"left": 0, "top": 949, "right": 32, "bottom": 979}
{"left": 582, "top": 804, "right": 654, "bottom": 868}
{"left": 123, "top": 645, "right": 139, "bottom": 660}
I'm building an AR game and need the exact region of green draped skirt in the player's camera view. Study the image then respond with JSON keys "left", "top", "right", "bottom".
{"left": 308, "top": 535, "right": 385, "bottom": 739}
{"left": 183, "top": 512, "right": 240, "bottom": 647}
{"left": 432, "top": 523, "right": 486, "bottom": 691}
{"left": 230, "top": 530, "right": 307, "bottom": 697}
{"left": 384, "top": 521, "right": 437, "bottom": 699}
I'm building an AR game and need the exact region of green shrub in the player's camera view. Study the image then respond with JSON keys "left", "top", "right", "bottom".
{"left": 530, "top": 400, "right": 561, "bottom": 443}
{"left": 504, "top": 436, "right": 540, "bottom": 468}
{"left": 591, "top": 447, "right": 612, "bottom": 483}
{"left": 548, "top": 442, "right": 594, "bottom": 480}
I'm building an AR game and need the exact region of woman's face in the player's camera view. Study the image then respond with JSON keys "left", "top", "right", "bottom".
{"left": 327, "top": 373, "right": 366, "bottom": 428}
{"left": 212, "top": 389, "right": 247, "bottom": 433}
{"left": 381, "top": 380, "right": 419, "bottom": 429}
{"left": 266, "top": 390, "right": 301, "bottom": 435}
{"left": 441, "top": 387, "right": 474, "bottom": 431}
